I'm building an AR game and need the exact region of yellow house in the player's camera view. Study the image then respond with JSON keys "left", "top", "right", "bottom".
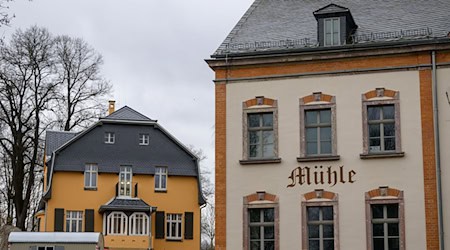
{"left": 36, "top": 103, "right": 206, "bottom": 250}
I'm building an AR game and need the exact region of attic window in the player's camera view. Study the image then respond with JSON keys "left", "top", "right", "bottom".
{"left": 313, "top": 3, "right": 358, "bottom": 47}
{"left": 105, "top": 132, "right": 115, "bottom": 144}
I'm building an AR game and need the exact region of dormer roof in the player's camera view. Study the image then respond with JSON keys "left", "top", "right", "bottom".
{"left": 313, "top": 3, "right": 349, "bottom": 16}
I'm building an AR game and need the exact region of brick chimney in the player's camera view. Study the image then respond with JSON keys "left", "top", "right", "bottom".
{"left": 108, "top": 100, "right": 115, "bottom": 115}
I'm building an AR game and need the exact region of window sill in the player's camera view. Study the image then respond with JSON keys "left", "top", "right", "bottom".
{"left": 239, "top": 158, "right": 282, "bottom": 165}
{"left": 297, "top": 155, "right": 340, "bottom": 162}
{"left": 155, "top": 189, "right": 167, "bottom": 193}
{"left": 360, "top": 152, "right": 405, "bottom": 159}
{"left": 166, "top": 238, "right": 182, "bottom": 242}
{"left": 84, "top": 187, "right": 97, "bottom": 191}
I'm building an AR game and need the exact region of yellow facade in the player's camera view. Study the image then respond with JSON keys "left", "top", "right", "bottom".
{"left": 41, "top": 172, "right": 201, "bottom": 250}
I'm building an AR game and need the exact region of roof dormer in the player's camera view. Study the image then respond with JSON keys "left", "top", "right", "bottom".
{"left": 313, "top": 3, "right": 358, "bottom": 47}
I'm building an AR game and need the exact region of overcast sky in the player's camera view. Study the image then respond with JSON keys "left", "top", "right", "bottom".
{"left": 4, "top": 0, "right": 254, "bottom": 175}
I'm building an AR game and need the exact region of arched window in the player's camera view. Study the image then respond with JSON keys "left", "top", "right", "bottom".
{"left": 107, "top": 212, "right": 127, "bottom": 235}
{"left": 129, "top": 212, "right": 149, "bottom": 235}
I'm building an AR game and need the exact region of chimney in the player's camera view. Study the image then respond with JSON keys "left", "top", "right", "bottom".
{"left": 108, "top": 100, "right": 116, "bottom": 115}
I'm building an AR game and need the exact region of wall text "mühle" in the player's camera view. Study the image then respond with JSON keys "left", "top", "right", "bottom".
{"left": 287, "top": 166, "right": 356, "bottom": 188}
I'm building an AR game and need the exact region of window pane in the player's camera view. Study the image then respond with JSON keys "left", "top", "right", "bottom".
{"left": 372, "top": 205, "right": 384, "bottom": 219}
{"left": 321, "top": 142, "right": 332, "bottom": 154}
{"left": 388, "top": 238, "right": 400, "bottom": 250}
{"left": 263, "top": 144, "right": 274, "bottom": 158}
{"left": 307, "top": 142, "right": 318, "bottom": 155}
{"left": 325, "top": 20, "right": 331, "bottom": 33}
{"left": 322, "top": 207, "right": 333, "bottom": 220}
{"left": 250, "top": 241, "right": 260, "bottom": 250}
{"left": 388, "top": 223, "right": 399, "bottom": 236}
{"left": 248, "top": 114, "right": 260, "bottom": 127}
{"left": 308, "top": 207, "right": 320, "bottom": 221}
{"left": 320, "top": 109, "right": 331, "bottom": 124}
{"left": 368, "top": 107, "right": 381, "bottom": 120}
{"left": 92, "top": 173, "right": 97, "bottom": 187}
{"left": 332, "top": 18, "right": 339, "bottom": 31}
{"left": 373, "top": 238, "right": 385, "bottom": 250}
{"left": 320, "top": 127, "right": 331, "bottom": 141}
{"left": 309, "top": 240, "right": 319, "bottom": 250}
{"left": 369, "top": 124, "right": 380, "bottom": 137}
{"left": 373, "top": 223, "right": 384, "bottom": 237}
{"left": 161, "top": 175, "right": 166, "bottom": 188}
{"left": 155, "top": 175, "right": 160, "bottom": 188}
{"left": 84, "top": 174, "right": 90, "bottom": 186}
{"left": 262, "top": 113, "right": 273, "bottom": 127}
{"left": 264, "top": 208, "right": 274, "bottom": 222}
{"left": 249, "top": 131, "right": 260, "bottom": 144}
{"left": 369, "top": 139, "right": 381, "bottom": 151}
{"left": 308, "top": 225, "right": 319, "bottom": 238}
{"left": 306, "top": 128, "right": 317, "bottom": 142}
{"left": 306, "top": 111, "right": 318, "bottom": 125}
{"left": 325, "top": 34, "right": 332, "bottom": 46}
{"left": 264, "top": 226, "right": 274, "bottom": 239}
{"left": 262, "top": 131, "right": 274, "bottom": 144}
{"left": 383, "top": 105, "right": 395, "bottom": 119}
{"left": 384, "top": 123, "right": 395, "bottom": 137}
{"left": 249, "top": 209, "right": 260, "bottom": 222}
{"left": 250, "top": 226, "right": 260, "bottom": 239}
{"left": 264, "top": 241, "right": 274, "bottom": 250}
{"left": 323, "top": 224, "right": 334, "bottom": 238}
{"left": 333, "top": 32, "right": 339, "bottom": 45}
{"left": 387, "top": 204, "right": 399, "bottom": 218}
{"left": 324, "top": 240, "right": 334, "bottom": 250}
{"left": 384, "top": 138, "right": 396, "bottom": 151}
{"left": 250, "top": 145, "right": 261, "bottom": 158}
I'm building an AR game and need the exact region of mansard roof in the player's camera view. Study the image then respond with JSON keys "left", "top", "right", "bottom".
{"left": 212, "top": 0, "right": 450, "bottom": 56}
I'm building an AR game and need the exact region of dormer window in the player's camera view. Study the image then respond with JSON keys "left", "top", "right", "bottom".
{"left": 105, "top": 132, "right": 115, "bottom": 144}
{"left": 324, "top": 18, "right": 340, "bottom": 46}
{"left": 313, "top": 4, "right": 357, "bottom": 47}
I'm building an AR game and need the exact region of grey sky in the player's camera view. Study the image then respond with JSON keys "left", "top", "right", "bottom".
{"left": 5, "top": 0, "right": 253, "bottom": 173}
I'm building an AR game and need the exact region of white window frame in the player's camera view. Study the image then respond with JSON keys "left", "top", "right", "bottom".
{"left": 166, "top": 213, "right": 182, "bottom": 240}
{"left": 84, "top": 164, "right": 98, "bottom": 189}
{"left": 155, "top": 167, "right": 168, "bottom": 191}
{"left": 139, "top": 133, "right": 150, "bottom": 145}
{"left": 104, "top": 132, "right": 115, "bottom": 144}
{"left": 324, "top": 17, "right": 340, "bottom": 46}
{"left": 119, "top": 167, "right": 132, "bottom": 197}
{"left": 107, "top": 212, "right": 128, "bottom": 235}
{"left": 66, "top": 211, "right": 83, "bottom": 232}
{"left": 129, "top": 212, "right": 150, "bottom": 236}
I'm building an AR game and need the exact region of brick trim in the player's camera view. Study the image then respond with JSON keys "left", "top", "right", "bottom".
{"left": 419, "top": 68, "right": 439, "bottom": 249}
{"left": 215, "top": 83, "right": 227, "bottom": 250}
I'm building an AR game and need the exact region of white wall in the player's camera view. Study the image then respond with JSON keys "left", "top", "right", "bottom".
{"left": 225, "top": 70, "right": 427, "bottom": 249}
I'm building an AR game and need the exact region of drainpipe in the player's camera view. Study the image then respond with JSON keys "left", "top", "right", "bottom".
{"left": 432, "top": 50, "right": 445, "bottom": 250}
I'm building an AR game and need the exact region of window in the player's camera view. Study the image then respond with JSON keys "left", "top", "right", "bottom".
{"left": 139, "top": 133, "right": 149, "bottom": 145}
{"left": 324, "top": 18, "right": 340, "bottom": 46}
{"left": 307, "top": 206, "right": 334, "bottom": 250}
{"left": 66, "top": 211, "right": 83, "bottom": 232}
{"left": 129, "top": 213, "right": 149, "bottom": 235}
{"left": 155, "top": 167, "right": 167, "bottom": 191}
{"left": 119, "top": 167, "right": 132, "bottom": 197}
{"left": 361, "top": 88, "right": 403, "bottom": 158}
{"left": 365, "top": 187, "right": 405, "bottom": 250}
{"left": 248, "top": 113, "right": 274, "bottom": 159}
{"left": 248, "top": 208, "right": 275, "bottom": 250}
{"left": 241, "top": 97, "right": 280, "bottom": 164}
{"left": 243, "top": 192, "right": 279, "bottom": 250}
{"left": 302, "top": 190, "right": 339, "bottom": 250}
{"left": 166, "top": 213, "right": 182, "bottom": 240}
{"left": 37, "top": 247, "right": 54, "bottom": 250}
{"left": 84, "top": 164, "right": 98, "bottom": 189}
{"left": 105, "top": 132, "right": 115, "bottom": 144}
{"left": 299, "top": 93, "right": 339, "bottom": 162}
{"left": 367, "top": 105, "right": 395, "bottom": 152}
{"left": 107, "top": 212, "right": 128, "bottom": 235}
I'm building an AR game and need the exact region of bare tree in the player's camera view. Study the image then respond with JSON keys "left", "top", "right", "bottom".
{"left": 201, "top": 204, "right": 215, "bottom": 250}
{"left": 0, "top": 26, "right": 57, "bottom": 230}
{"left": 53, "top": 35, "right": 111, "bottom": 131}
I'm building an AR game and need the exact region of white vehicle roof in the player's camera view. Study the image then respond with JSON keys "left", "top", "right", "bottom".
{"left": 8, "top": 232, "right": 102, "bottom": 243}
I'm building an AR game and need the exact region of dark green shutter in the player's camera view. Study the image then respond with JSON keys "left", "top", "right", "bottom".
{"left": 54, "top": 208, "right": 64, "bottom": 232}
{"left": 85, "top": 209, "right": 95, "bottom": 232}
{"left": 184, "top": 212, "right": 194, "bottom": 240}
{"left": 155, "top": 211, "right": 165, "bottom": 239}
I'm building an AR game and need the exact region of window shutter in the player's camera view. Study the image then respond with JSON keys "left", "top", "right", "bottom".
{"left": 54, "top": 208, "right": 64, "bottom": 232}
{"left": 115, "top": 183, "right": 118, "bottom": 197}
{"left": 134, "top": 183, "right": 138, "bottom": 197}
{"left": 184, "top": 212, "right": 194, "bottom": 240}
{"left": 155, "top": 211, "right": 165, "bottom": 239}
{"left": 85, "top": 209, "right": 95, "bottom": 232}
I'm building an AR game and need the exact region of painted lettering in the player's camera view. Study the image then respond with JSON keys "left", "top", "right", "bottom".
{"left": 287, "top": 165, "right": 356, "bottom": 188}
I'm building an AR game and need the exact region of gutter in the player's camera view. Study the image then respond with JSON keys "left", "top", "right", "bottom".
{"left": 432, "top": 50, "right": 444, "bottom": 250}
